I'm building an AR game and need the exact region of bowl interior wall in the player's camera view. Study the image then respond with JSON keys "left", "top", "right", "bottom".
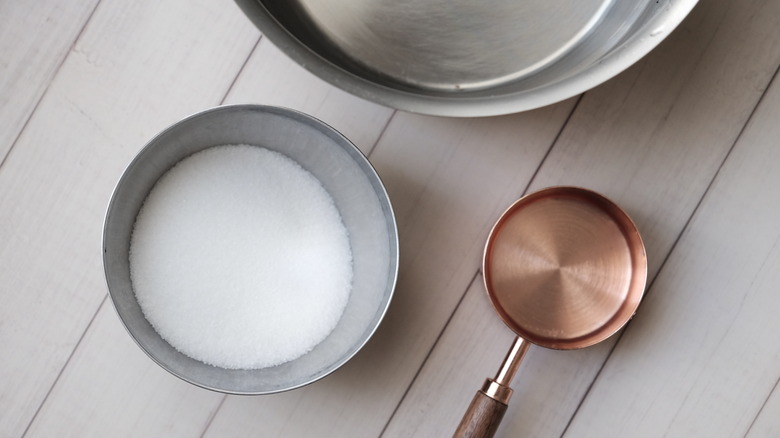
{"left": 104, "top": 106, "right": 397, "bottom": 394}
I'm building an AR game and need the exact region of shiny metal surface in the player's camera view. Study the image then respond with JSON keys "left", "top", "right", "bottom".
{"left": 296, "top": 0, "right": 611, "bottom": 91}
{"left": 235, "top": 0, "right": 698, "bottom": 116}
{"left": 103, "top": 105, "right": 399, "bottom": 395}
{"left": 481, "top": 337, "right": 530, "bottom": 405}
{"left": 493, "top": 337, "right": 529, "bottom": 388}
{"left": 483, "top": 187, "right": 646, "bottom": 349}
{"left": 480, "top": 379, "right": 513, "bottom": 406}
{"left": 457, "top": 187, "right": 646, "bottom": 436}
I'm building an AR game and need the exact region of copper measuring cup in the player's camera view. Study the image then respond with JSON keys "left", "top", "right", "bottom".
{"left": 454, "top": 186, "right": 647, "bottom": 438}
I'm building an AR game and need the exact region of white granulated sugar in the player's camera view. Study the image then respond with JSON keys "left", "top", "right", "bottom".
{"left": 129, "top": 145, "right": 353, "bottom": 369}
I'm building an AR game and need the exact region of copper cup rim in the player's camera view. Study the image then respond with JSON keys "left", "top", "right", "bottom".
{"left": 482, "top": 186, "right": 647, "bottom": 350}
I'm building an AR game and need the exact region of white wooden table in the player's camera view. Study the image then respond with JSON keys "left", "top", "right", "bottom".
{"left": 2, "top": 1, "right": 780, "bottom": 437}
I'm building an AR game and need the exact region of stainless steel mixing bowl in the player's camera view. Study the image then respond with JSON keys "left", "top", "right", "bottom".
{"left": 235, "top": 0, "right": 697, "bottom": 116}
{"left": 103, "top": 105, "right": 398, "bottom": 394}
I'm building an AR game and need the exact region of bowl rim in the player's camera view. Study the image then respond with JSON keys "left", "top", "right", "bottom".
{"left": 234, "top": 0, "right": 698, "bottom": 117}
{"left": 102, "top": 104, "right": 399, "bottom": 394}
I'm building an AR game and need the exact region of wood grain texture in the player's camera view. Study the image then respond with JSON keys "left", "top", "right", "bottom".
{"left": 454, "top": 391, "right": 508, "bottom": 438}
{"left": 17, "top": 6, "right": 398, "bottom": 438}
{"left": 24, "top": 300, "right": 224, "bottom": 438}
{"left": 747, "top": 379, "right": 780, "bottom": 437}
{"left": 203, "top": 105, "right": 578, "bottom": 437}
{"left": 2, "top": 0, "right": 780, "bottom": 437}
{"left": 434, "top": 279, "right": 523, "bottom": 437}
{"left": 382, "top": 257, "right": 617, "bottom": 438}
{"left": 224, "top": 39, "right": 395, "bottom": 154}
{"left": 531, "top": 0, "right": 780, "bottom": 274}
{"left": 564, "top": 59, "right": 780, "bottom": 437}
{"left": 0, "top": 1, "right": 258, "bottom": 436}
{"left": 383, "top": 0, "right": 780, "bottom": 436}
{"left": 0, "top": 0, "right": 98, "bottom": 159}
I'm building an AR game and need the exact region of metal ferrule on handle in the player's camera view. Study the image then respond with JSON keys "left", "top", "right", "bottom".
{"left": 454, "top": 337, "right": 530, "bottom": 438}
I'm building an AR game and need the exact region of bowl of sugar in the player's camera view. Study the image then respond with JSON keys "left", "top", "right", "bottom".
{"left": 103, "top": 105, "right": 398, "bottom": 394}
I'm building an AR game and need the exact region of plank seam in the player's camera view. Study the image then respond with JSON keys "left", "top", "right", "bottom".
{"left": 377, "top": 270, "right": 480, "bottom": 438}
{"left": 12, "top": 3, "right": 104, "bottom": 434}
{"left": 365, "top": 110, "right": 398, "bottom": 159}
{"left": 199, "top": 394, "right": 228, "bottom": 438}
{"left": 558, "top": 235, "right": 688, "bottom": 437}
{"left": 524, "top": 94, "right": 584, "bottom": 191}
{"left": 17, "top": 25, "right": 266, "bottom": 438}
{"left": 378, "top": 96, "right": 582, "bottom": 437}
{"left": 744, "top": 375, "right": 780, "bottom": 437}
{"left": 202, "top": 60, "right": 396, "bottom": 438}
{"left": 739, "top": 61, "right": 780, "bottom": 438}
{"left": 0, "top": 0, "right": 102, "bottom": 174}
{"left": 21, "top": 295, "right": 108, "bottom": 438}
{"left": 219, "top": 35, "right": 263, "bottom": 105}
{"left": 560, "top": 57, "right": 780, "bottom": 438}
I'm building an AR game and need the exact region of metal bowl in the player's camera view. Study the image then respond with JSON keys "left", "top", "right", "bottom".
{"left": 103, "top": 105, "right": 398, "bottom": 394}
{"left": 236, "top": 0, "right": 697, "bottom": 116}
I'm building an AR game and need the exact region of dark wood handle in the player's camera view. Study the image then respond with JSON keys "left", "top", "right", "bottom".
{"left": 453, "top": 391, "right": 508, "bottom": 438}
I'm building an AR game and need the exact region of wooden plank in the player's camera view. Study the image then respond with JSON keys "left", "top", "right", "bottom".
{"left": 381, "top": 276, "right": 520, "bottom": 437}
{"left": 564, "top": 62, "right": 780, "bottom": 437}
{"left": 16, "top": 5, "right": 396, "bottom": 438}
{"left": 747, "top": 380, "right": 780, "bottom": 437}
{"left": 382, "top": 0, "right": 780, "bottom": 436}
{"left": 0, "top": 1, "right": 259, "bottom": 436}
{"left": 6, "top": 1, "right": 778, "bottom": 437}
{"left": 223, "top": 39, "right": 395, "bottom": 153}
{"left": 531, "top": 0, "right": 780, "bottom": 274}
{"left": 25, "top": 300, "right": 224, "bottom": 438}
{"left": 20, "top": 15, "right": 398, "bottom": 438}
{"left": 0, "top": 1, "right": 98, "bottom": 159}
{"left": 202, "top": 103, "right": 578, "bottom": 437}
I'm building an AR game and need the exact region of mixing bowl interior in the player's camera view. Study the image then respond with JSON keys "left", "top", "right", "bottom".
{"left": 236, "top": 0, "right": 697, "bottom": 115}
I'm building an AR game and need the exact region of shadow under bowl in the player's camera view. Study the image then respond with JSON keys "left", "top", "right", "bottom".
{"left": 102, "top": 104, "right": 398, "bottom": 394}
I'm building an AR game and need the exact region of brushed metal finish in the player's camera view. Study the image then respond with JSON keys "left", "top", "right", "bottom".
{"left": 103, "top": 105, "right": 399, "bottom": 395}
{"left": 483, "top": 187, "right": 646, "bottom": 349}
{"left": 235, "top": 0, "right": 698, "bottom": 116}
{"left": 493, "top": 336, "right": 529, "bottom": 388}
{"left": 480, "top": 379, "right": 513, "bottom": 406}
{"left": 457, "top": 187, "right": 646, "bottom": 436}
{"left": 296, "top": 0, "right": 612, "bottom": 91}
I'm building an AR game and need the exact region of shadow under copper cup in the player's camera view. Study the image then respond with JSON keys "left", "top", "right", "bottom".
{"left": 455, "top": 186, "right": 647, "bottom": 438}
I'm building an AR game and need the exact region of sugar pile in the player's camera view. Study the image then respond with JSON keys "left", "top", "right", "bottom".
{"left": 129, "top": 145, "right": 353, "bottom": 370}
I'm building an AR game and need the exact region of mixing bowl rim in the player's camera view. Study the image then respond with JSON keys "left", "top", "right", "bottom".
{"left": 235, "top": 0, "right": 698, "bottom": 117}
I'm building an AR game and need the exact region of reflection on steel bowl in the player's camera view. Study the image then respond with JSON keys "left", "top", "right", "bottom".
{"left": 235, "top": 0, "right": 698, "bottom": 116}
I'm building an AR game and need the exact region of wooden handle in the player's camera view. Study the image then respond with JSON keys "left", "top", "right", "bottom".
{"left": 453, "top": 390, "right": 508, "bottom": 438}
